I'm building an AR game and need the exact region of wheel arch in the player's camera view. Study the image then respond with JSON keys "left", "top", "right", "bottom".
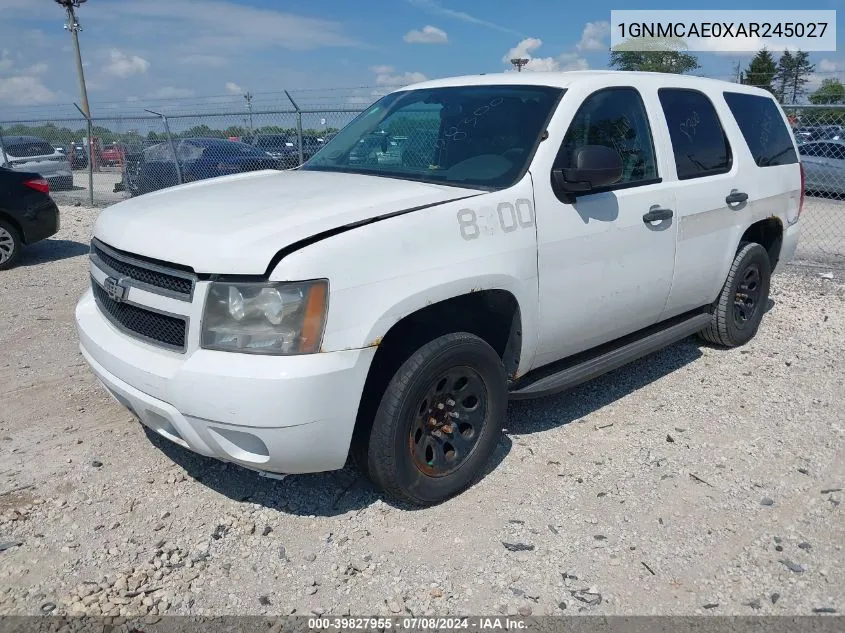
{"left": 350, "top": 287, "right": 523, "bottom": 467}
{"left": 0, "top": 211, "right": 26, "bottom": 244}
{"left": 740, "top": 216, "right": 784, "bottom": 269}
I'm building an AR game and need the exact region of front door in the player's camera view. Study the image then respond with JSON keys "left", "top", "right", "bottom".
{"left": 532, "top": 87, "right": 677, "bottom": 368}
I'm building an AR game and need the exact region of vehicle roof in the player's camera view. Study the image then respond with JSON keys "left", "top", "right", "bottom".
{"left": 0, "top": 135, "right": 50, "bottom": 143}
{"left": 183, "top": 137, "right": 253, "bottom": 146}
{"left": 803, "top": 139, "right": 845, "bottom": 145}
{"left": 398, "top": 70, "right": 774, "bottom": 99}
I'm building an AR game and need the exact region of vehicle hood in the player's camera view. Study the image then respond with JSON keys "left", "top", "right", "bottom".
{"left": 94, "top": 169, "right": 481, "bottom": 274}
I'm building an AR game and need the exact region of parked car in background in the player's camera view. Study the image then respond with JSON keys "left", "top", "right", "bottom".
{"left": 100, "top": 143, "right": 126, "bottom": 167}
{"left": 126, "top": 138, "right": 281, "bottom": 196}
{"left": 67, "top": 143, "right": 88, "bottom": 169}
{"left": 819, "top": 125, "right": 845, "bottom": 141}
{"left": 0, "top": 167, "right": 60, "bottom": 270}
{"left": 0, "top": 136, "right": 73, "bottom": 190}
{"left": 798, "top": 140, "right": 845, "bottom": 198}
{"left": 251, "top": 133, "right": 321, "bottom": 168}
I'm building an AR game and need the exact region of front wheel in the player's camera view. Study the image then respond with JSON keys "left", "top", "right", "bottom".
{"left": 699, "top": 241, "right": 771, "bottom": 347}
{"left": 364, "top": 333, "right": 507, "bottom": 506}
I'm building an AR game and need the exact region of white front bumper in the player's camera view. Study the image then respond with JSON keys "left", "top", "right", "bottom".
{"left": 76, "top": 289, "right": 376, "bottom": 474}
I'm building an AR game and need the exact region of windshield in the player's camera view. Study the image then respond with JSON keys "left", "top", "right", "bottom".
{"left": 302, "top": 84, "right": 563, "bottom": 189}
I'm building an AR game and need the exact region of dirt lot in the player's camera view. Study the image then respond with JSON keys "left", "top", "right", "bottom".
{"left": 0, "top": 203, "right": 843, "bottom": 618}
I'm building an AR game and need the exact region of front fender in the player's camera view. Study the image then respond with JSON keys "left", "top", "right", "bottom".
{"left": 270, "top": 179, "right": 541, "bottom": 373}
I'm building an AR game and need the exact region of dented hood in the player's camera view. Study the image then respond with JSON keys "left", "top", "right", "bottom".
{"left": 94, "top": 169, "right": 479, "bottom": 274}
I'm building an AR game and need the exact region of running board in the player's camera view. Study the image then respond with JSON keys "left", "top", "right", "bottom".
{"left": 509, "top": 313, "right": 711, "bottom": 400}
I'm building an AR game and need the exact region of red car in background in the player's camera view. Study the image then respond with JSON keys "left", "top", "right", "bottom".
{"left": 100, "top": 143, "right": 126, "bottom": 167}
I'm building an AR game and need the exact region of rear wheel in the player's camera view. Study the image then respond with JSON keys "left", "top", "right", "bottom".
{"left": 0, "top": 220, "right": 22, "bottom": 271}
{"left": 699, "top": 241, "right": 771, "bottom": 347}
{"left": 363, "top": 333, "right": 507, "bottom": 506}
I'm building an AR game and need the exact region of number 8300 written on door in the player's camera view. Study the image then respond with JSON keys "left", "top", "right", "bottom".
{"left": 456, "top": 199, "right": 535, "bottom": 240}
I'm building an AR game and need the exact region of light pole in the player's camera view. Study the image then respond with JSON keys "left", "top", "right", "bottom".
{"left": 510, "top": 57, "right": 529, "bottom": 72}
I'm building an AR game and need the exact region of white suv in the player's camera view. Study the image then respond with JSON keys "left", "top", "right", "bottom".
{"left": 75, "top": 71, "right": 802, "bottom": 506}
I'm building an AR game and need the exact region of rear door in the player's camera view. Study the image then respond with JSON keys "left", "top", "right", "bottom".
{"left": 656, "top": 88, "right": 742, "bottom": 317}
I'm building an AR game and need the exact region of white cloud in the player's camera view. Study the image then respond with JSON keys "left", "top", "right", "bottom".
{"left": 0, "top": 75, "right": 56, "bottom": 105}
{"left": 147, "top": 86, "right": 196, "bottom": 99}
{"left": 370, "top": 65, "right": 427, "bottom": 86}
{"left": 225, "top": 82, "right": 243, "bottom": 94}
{"left": 25, "top": 62, "right": 48, "bottom": 74}
{"left": 104, "top": 49, "right": 150, "bottom": 78}
{"left": 0, "top": 49, "right": 13, "bottom": 71}
{"left": 502, "top": 38, "right": 589, "bottom": 73}
{"left": 406, "top": 0, "right": 524, "bottom": 37}
{"left": 558, "top": 52, "right": 589, "bottom": 71}
{"left": 577, "top": 21, "right": 610, "bottom": 52}
{"left": 504, "top": 37, "right": 544, "bottom": 63}
{"left": 819, "top": 59, "right": 840, "bottom": 73}
{"left": 404, "top": 25, "right": 448, "bottom": 44}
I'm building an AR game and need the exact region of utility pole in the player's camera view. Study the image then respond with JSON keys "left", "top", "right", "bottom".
{"left": 244, "top": 92, "right": 254, "bottom": 133}
{"left": 56, "top": 0, "right": 94, "bottom": 203}
{"left": 56, "top": 0, "right": 91, "bottom": 118}
{"left": 510, "top": 58, "right": 529, "bottom": 72}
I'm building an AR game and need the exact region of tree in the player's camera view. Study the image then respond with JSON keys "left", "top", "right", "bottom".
{"left": 744, "top": 48, "right": 777, "bottom": 93}
{"left": 809, "top": 78, "right": 845, "bottom": 105}
{"left": 609, "top": 50, "right": 700, "bottom": 74}
{"left": 774, "top": 50, "right": 815, "bottom": 104}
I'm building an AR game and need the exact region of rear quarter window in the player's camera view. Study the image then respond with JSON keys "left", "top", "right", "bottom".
{"left": 658, "top": 88, "right": 732, "bottom": 180}
{"left": 723, "top": 92, "right": 798, "bottom": 167}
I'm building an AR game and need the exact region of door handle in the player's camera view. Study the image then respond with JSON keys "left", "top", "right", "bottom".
{"left": 642, "top": 206, "right": 673, "bottom": 223}
{"left": 726, "top": 189, "right": 749, "bottom": 205}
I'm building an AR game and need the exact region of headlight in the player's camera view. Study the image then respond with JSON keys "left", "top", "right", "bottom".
{"left": 201, "top": 280, "right": 328, "bottom": 355}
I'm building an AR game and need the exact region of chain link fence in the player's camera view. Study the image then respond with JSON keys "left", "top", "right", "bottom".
{"left": 1, "top": 103, "right": 843, "bottom": 267}
{"left": 783, "top": 105, "right": 845, "bottom": 267}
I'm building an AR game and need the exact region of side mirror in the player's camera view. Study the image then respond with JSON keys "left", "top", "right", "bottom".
{"left": 552, "top": 145, "right": 623, "bottom": 194}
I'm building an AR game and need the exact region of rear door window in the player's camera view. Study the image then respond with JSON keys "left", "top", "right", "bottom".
{"left": 658, "top": 88, "right": 732, "bottom": 180}
{"left": 723, "top": 92, "right": 798, "bottom": 167}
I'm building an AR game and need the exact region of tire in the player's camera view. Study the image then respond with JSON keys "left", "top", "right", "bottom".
{"left": 363, "top": 333, "right": 507, "bottom": 506}
{"left": 0, "top": 220, "right": 22, "bottom": 271}
{"left": 699, "top": 241, "right": 771, "bottom": 347}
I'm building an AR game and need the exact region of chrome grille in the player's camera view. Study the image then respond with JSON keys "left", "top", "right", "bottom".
{"left": 92, "top": 279, "right": 187, "bottom": 352}
{"left": 90, "top": 239, "right": 195, "bottom": 300}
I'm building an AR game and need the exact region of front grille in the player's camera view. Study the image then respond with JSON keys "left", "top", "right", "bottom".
{"left": 91, "top": 239, "right": 194, "bottom": 299}
{"left": 93, "top": 280, "right": 187, "bottom": 351}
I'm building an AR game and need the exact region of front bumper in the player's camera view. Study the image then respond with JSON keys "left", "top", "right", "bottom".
{"left": 76, "top": 289, "right": 376, "bottom": 474}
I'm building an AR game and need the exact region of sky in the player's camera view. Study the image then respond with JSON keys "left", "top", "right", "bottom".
{"left": 0, "top": 0, "right": 842, "bottom": 118}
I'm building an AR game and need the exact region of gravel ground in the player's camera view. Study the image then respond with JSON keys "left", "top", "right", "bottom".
{"left": 0, "top": 203, "right": 843, "bottom": 618}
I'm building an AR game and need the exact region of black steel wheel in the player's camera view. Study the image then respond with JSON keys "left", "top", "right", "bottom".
{"left": 733, "top": 264, "right": 762, "bottom": 327}
{"left": 364, "top": 332, "right": 507, "bottom": 506}
{"left": 409, "top": 366, "right": 488, "bottom": 477}
{"left": 699, "top": 241, "right": 771, "bottom": 347}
